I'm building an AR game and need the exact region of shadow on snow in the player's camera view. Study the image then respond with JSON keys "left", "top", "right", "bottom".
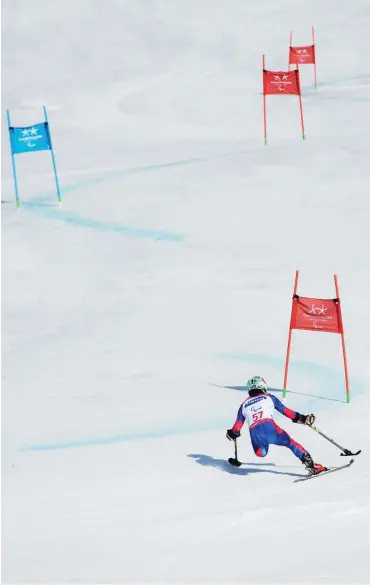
{"left": 188, "top": 454, "right": 304, "bottom": 478}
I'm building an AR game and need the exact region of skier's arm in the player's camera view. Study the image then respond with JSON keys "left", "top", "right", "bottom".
{"left": 231, "top": 404, "right": 245, "bottom": 433}
{"left": 226, "top": 405, "right": 245, "bottom": 440}
{"left": 270, "top": 394, "right": 314, "bottom": 424}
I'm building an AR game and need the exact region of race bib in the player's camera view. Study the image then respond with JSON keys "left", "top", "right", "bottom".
{"left": 242, "top": 395, "right": 274, "bottom": 427}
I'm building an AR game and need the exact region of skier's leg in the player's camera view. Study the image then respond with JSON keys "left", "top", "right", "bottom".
{"left": 267, "top": 421, "right": 307, "bottom": 461}
{"left": 250, "top": 426, "right": 269, "bottom": 458}
{"left": 257, "top": 421, "right": 327, "bottom": 474}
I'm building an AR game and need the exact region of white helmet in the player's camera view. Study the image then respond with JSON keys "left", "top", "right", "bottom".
{"left": 246, "top": 376, "right": 268, "bottom": 394}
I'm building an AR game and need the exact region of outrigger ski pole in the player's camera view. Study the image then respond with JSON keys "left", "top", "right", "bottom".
{"left": 228, "top": 439, "right": 242, "bottom": 467}
{"left": 309, "top": 424, "right": 361, "bottom": 457}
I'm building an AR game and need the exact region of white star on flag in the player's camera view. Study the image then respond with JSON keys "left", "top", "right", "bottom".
{"left": 274, "top": 75, "right": 281, "bottom": 81}
{"left": 21, "top": 129, "right": 30, "bottom": 136}
{"left": 29, "top": 127, "right": 38, "bottom": 135}
{"left": 282, "top": 74, "right": 289, "bottom": 80}
{"left": 308, "top": 304, "right": 328, "bottom": 315}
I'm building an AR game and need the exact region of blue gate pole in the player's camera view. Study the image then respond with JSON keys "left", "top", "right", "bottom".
{"left": 43, "top": 106, "right": 61, "bottom": 204}
{"left": 6, "top": 110, "right": 21, "bottom": 208}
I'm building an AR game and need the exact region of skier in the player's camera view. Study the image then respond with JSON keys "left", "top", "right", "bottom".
{"left": 226, "top": 376, "right": 326, "bottom": 474}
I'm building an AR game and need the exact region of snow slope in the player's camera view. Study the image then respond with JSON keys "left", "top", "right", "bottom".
{"left": 2, "top": 1, "right": 370, "bottom": 583}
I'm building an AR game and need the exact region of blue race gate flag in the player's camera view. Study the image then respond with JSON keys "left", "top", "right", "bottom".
{"left": 9, "top": 123, "right": 52, "bottom": 155}
{"left": 7, "top": 106, "right": 61, "bottom": 207}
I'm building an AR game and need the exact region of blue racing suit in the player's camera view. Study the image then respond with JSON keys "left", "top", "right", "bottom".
{"left": 231, "top": 393, "right": 307, "bottom": 461}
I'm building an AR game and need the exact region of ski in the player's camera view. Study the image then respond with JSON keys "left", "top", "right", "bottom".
{"left": 294, "top": 458, "right": 355, "bottom": 482}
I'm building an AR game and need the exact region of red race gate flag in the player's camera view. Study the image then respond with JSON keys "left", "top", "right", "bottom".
{"left": 288, "top": 26, "right": 317, "bottom": 89}
{"left": 262, "top": 55, "right": 305, "bottom": 144}
{"left": 263, "top": 70, "right": 301, "bottom": 95}
{"left": 289, "top": 45, "right": 316, "bottom": 66}
{"left": 283, "top": 271, "right": 350, "bottom": 403}
{"left": 290, "top": 295, "right": 343, "bottom": 334}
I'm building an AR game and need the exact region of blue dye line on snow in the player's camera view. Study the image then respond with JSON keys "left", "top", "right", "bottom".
{"left": 22, "top": 73, "right": 370, "bottom": 238}
{"left": 21, "top": 352, "right": 365, "bottom": 452}
{"left": 20, "top": 419, "right": 230, "bottom": 452}
{"left": 22, "top": 148, "right": 250, "bottom": 241}
{"left": 23, "top": 201, "right": 184, "bottom": 242}
{"left": 60, "top": 149, "right": 250, "bottom": 196}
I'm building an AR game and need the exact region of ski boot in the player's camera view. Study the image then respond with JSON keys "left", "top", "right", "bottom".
{"left": 302, "top": 452, "right": 328, "bottom": 475}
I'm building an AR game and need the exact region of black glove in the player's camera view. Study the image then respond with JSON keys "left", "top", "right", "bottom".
{"left": 293, "top": 413, "right": 315, "bottom": 426}
{"left": 226, "top": 429, "right": 240, "bottom": 441}
{"left": 303, "top": 414, "right": 316, "bottom": 426}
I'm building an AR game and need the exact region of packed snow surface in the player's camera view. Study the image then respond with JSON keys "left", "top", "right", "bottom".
{"left": 2, "top": 1, "right": 370, "bottom": 583}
